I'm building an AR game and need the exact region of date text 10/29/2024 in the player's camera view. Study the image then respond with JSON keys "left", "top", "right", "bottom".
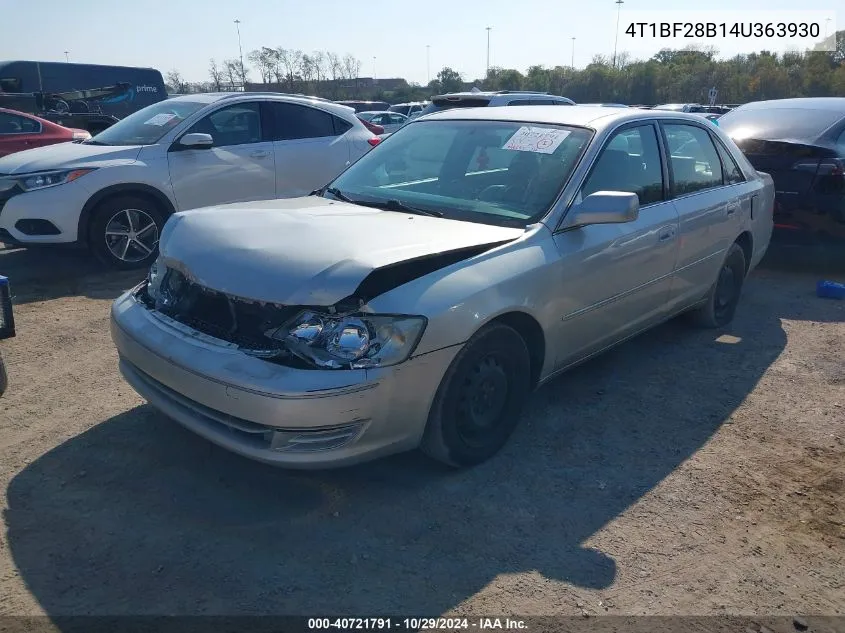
{"left": 308, "top": 618, "right": 528, "bottom": 630}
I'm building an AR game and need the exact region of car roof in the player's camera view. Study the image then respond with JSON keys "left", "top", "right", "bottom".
{"left": 419, "top": 104, "right": 711, "bottom": 131}
{"left": 166, "top": 92, "right": 357, "bottom": 117}
{"left": 737, "top": 97, "right": 845, "bottom": 112}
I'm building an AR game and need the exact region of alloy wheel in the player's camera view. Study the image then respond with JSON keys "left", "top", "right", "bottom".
{"left": 104, "top": 208, "right": 159, "bottom": 264}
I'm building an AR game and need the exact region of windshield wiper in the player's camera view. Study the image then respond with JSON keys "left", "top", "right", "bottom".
{"left": 321, "top": 186, "right": 354, "bottom": 203}
{"left": 318, "top": 187, "right": 443, "bottom": 217}
{"left": 82, "top": 139, "right": 110, "bottom": 146}
{"left": 359, "top": 198, "right": 444, "bottom": 218}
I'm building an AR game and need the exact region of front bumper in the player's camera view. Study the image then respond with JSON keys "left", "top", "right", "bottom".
{"left": 0, "top": 179, "right": 90, "bottom": 244}
{"left": 110, "top": 290, "right": 459, "bottom": 468}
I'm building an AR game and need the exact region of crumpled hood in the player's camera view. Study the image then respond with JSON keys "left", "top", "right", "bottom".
{"left": 159, "top": 196, "right": 525, "bottom": 305}
{"left": 0, "top": 142, "right": 142, "bottom": 175}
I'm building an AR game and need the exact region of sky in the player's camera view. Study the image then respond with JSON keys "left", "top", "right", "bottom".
{"left": 0, "top": 0, "right": 839, "bottom": 85}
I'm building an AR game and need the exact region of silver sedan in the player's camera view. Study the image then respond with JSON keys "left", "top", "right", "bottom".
{"left": 110, "top": 106, "right": 774, "bottom": 469}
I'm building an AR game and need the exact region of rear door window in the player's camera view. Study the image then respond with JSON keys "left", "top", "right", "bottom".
{"left": 267, "top": 102, "right": 337, "bottom": 140}
{"left": 663, "top": 123, "right": 723, "bottom": 196}
{"left": 713, "top": 139, "right": 745, "bottom": 185}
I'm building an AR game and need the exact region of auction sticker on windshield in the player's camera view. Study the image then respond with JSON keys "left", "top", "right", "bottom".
{"left": 144, "top": 113, "right": 177, "bottom": 126}
{"left": 503, "top": 126, "right": 571, "bottom": 154}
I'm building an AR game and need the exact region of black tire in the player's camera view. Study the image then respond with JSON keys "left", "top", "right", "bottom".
{"left": 686, "top": 242, "right": 747, "bottom": 329}
{"left": 89, "top": 195, "right": 166, "bottom": 270}
{"left": 420, "top": 322, "right": 532, "bottom": 468}
{"left": 0, "top": 353, "right": 7, "bottom": 397}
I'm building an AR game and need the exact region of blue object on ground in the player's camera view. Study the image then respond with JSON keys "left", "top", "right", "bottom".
{"left": 816, "top": 280, "right": 845, "bottom": 299}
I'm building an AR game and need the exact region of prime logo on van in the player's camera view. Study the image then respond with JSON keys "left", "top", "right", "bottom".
{"left": 136, "top": 85, "right": 159, "bottom": 93}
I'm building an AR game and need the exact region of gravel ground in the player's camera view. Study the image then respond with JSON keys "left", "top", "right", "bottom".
{"left": 0, "top": 245, "right": 842, "bottom": 621}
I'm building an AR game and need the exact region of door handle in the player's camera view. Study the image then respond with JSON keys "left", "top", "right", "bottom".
{"left": 658, "top": 227, "right": 676, "bottom": 241}
{"left": 250, "top": 150, "right": 269, "bottom": 159}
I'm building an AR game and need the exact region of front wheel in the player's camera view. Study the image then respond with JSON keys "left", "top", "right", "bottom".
{"left": 89, "top": 195, "right": 166, "bottom": 270}
{"left": 421, "top": 322, "right": 531, "bottom": 468}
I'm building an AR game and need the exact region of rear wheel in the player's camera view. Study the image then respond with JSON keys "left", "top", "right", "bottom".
{"left": 89, "top": 195, "right": 165, "bottom": 270}
{"left": 686, "top": 243, "right": 747, "bottom": 329}
{"left": 420, "top": 323, "right": 531, "bottom": 468}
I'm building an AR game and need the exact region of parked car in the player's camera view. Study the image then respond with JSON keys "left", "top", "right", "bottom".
{"left": 718, "top": 97, "right": 845, "bottom": 244}
{"left": 418, "top": 91, "right": 575, "bottom": 117}
{"left": 358, "top": 110, "right": 409, "bottom": 133}
{"left": 0, "top": 107, "right": 90, "bottom": 157}
{"left": 0, "top": 274, "right": 14, "bottom": 397}
{"left": 110, "top": 105, "right": 773, "bottom": 469}
{"left": 336, "top": 100, "right": 390, "bottom": 113}
{"left": 578, "top": 103, "right": 629, "bottom": 108}
{"left": 653, "top": 103, "right": 705, "bottom": 113}
{"left": 389, "top": 102, "right": 427, "bottom": 119}
{"left": 0, "top": 93, "right": 380, "bottom": 268}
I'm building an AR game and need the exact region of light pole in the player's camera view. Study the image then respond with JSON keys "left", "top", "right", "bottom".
{"left": 612, "top": 0, "right": 624, "bottom": 68}
{"left": 373, "top": 56, "right": 377, "bottom": 82}
{"left": 234, "top": 19, "right": 244, "bottom": 85}
{"left": 825, "top": 17, "right": 831, "bottom": 40}
{"left": 486, "top": 26, "right": 492, "bottom": 76}
{"left": 426, "top": 44, "right": 431, "bottom": 84}
{"left": 64, "top": 51, "right": 69, "bottom": 63}
{"left": 571, "top": 37, "right": 576, "bottom": 69}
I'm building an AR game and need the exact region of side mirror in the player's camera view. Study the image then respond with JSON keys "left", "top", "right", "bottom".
{"left": 566, "top": 191, "right": 639, "bottom": 227}
{"left": 178, "top": 133, "right": 214, "bottom": 149}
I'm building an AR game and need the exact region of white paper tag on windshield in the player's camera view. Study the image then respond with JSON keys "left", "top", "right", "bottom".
{"left": 144, "top": 113, "right": 177, "bottom": 126}
{"left": 502, "top": 126, "right": 570, "bottom": 154}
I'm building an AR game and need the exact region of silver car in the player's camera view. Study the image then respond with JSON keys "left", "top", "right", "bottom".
{"left": 110, "top": 106, "right": 774, "bottom": 469}
{"left": 357, "top": 110, "right": 409, "bottom": 134}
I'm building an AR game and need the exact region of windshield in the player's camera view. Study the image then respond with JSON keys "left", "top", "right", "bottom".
{"left": 88, "top": 100, "right": 206, "bottom": 146}
{"left": 325, "top": 119, "right": 593, "bottom": 227}
{"left": 718, "top": 106, "right": 845, "bottom": 141}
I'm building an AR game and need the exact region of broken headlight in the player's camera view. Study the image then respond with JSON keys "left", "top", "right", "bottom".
{"left": 146, "top": 258, "right": 165, "bottom": 302}
{"left": 265, "top": 311, "right": 426, "bottom": 369}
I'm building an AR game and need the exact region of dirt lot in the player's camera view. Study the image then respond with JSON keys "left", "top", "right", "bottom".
{"left": 0, "top": 245, "right": 842, "bottom": 621}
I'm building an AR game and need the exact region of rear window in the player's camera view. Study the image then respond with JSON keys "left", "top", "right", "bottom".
{"left": 420, "top": 97, "right": 491, "bottom": 116}
{"left": 719, "top": 107, "right": 845, "bottom": 141}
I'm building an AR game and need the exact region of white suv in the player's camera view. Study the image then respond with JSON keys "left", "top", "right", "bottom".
{"left": 0, "top": 93, "right": 379, "bottom": 268}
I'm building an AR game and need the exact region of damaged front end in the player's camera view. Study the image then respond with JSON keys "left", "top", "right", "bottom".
{"left": 137, "top": 260, "right": 427, "bottom": 371}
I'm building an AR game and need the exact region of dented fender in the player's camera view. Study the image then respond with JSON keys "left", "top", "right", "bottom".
{"left": 366, "top": 223, "right": 560, "bottom": 366}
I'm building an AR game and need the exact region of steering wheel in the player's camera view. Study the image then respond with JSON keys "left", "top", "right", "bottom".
{"left": 476, "top": 184, "right": 507, "bottom": 202}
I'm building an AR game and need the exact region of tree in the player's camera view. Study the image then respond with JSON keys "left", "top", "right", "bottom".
{"left": 248, "top": 47, "right": 276, "bottom": 84}
{"left": 208, "top": 59, "right": 223, "bottom": 91}
{"left": 311, "top": 51, "right": 326, "bottom": 84}
{"left": 278, "top": 48, "right": 303, "bottom": 90}
{"left": 223, "top": 59, "right": 244, "bottom": 89}
{"left": 484, "top": 67, "right": 524, "bottom": 91}
{"left": 342, "top": 54, "right": 362, "bottom": 96}
{"left": 165, "top": 70, "right": 186, "bottom": 94}
{"left": 435, "top": 67, "right": 463, "bottom": 93}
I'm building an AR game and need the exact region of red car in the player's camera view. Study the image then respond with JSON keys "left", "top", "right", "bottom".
{"left": 0, "top": 107, "right": 91, "bottom": 158}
